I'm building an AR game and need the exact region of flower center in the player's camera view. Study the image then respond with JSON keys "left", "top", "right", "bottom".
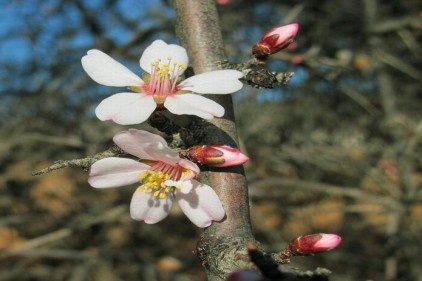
{"left": 144, "top": 57, "right": 186, "bottom": 104}
{"left": 137, "top": 161, "right": 183, "bottom": 199}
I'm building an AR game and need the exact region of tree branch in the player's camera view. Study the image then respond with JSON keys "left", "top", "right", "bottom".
{"left": 222, "top": 59, "right": 294, "bottom": 89}
{"left": 32, "top": 145, "right": 124, "bottom": 176}
{"left": 172, "top": 1, "right": 255, "bottom": 279}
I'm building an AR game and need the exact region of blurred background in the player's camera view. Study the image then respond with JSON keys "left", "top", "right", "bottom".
{"left": 0, "top": 0, "right": 421, "bottom": 280}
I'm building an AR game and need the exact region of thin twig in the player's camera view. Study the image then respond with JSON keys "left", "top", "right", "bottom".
{"left": 375, "top": 49, "right": 422, "bottom": 81}
{"left": 369, "top": 16, "right": 422, "bottom": 34}
{"left": 249, "top": 177, "right": 407, "bottom": 209}
{"left": 32, "top": 145, "right": 125, "bottom": 176}
{"left": 341, "top": 85, "right": 382, "bottom": 116}
{"left": 0, "top": 205, "right": 127, "bottom": 259}
{"left": 3, "top": 249, "right": 95, "bottom": 260}
{"left": 221, "top": 59, "right": 294, "bottom": 89}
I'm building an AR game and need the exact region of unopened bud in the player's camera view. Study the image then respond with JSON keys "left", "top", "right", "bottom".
{"left": 252, "top": 23, "right": 299, "bottom": 60}
{"left": 282, "top": 233, "right": 341, "bottom": 259}
{"left": 185, "top": 145, "right": 249, "bottom": 167}
{"left": 216, "top": 0, "right": 230, "bottom": 5}
{"left": 226, "top": 270, "right": 263, "bottom": 281}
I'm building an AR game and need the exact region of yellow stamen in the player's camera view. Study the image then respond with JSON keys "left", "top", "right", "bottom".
{"left": 138, "top": 170, "right": 174, "bottom": 199}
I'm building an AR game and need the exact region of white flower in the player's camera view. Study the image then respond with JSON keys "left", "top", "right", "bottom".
{"left": 81, "top": 40, "right": 243, "bottom": 125}
{"left": 88, "top": 129, "right": 225, "bottom": 227}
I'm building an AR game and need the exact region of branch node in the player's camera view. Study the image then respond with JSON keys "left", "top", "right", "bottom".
{"left": 219, "top": 59, "right": 294, "bottom": 89}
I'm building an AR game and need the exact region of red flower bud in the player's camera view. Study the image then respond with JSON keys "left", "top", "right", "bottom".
{"left": 287, "top": 233, "right": 342, "bottom": 256}
{"left": 185, "top": 145, "right": 249, "bottom": 167}
{"left": 252, "top": 23, "right": 299, "bottom": 59}
{"left": 226, "top": 270, "right": 263, "bottom": 281}
{"left": 216, "top": 0, "right": 230, "bottom": 5}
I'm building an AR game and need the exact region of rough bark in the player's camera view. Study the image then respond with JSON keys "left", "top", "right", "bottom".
{"left": 172, "top": 1, "right": 256, "bottom": 280}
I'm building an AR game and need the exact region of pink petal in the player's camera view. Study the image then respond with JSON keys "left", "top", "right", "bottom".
{"left": 95, "top": 92, "right": 157, "bottom": 125}
{"left": 313, "top": 234, "right": 342, "bottom": 250}
{"left": 179, "top": 70, "right": 243, "bottom": 94}
{"left": 263, "top": 23, "right": 299, "bottom": 47}
{"left": 185, "top": 145, "right": 249, "bottom": 167}
{"left": 140, "top": 40, "right": 188, "bottom": 77}
{"left": 209, "top": 145, "right": 250, "bottom": 167}
{"left": 164, "top": 94, "right": 225, "bottom": 119}
{"left": 175, "top": 180, "right": 225, "bottom": 227}
{"left": 88, "top": 157, "right": 149, "bottom": 188}
{"left": 81, "top": 49, "right": 143, "bottom": 87}
{"left": 113, "top": 129, "right": 180, "bottom": 163}
{"left": 287, "top": 233, "right": 342, "bottom": 256}
{"left": 130, "top": 189, "right": 173, "bottom": 224}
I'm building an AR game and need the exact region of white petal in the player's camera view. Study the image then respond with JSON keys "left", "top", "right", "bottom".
{"left": 140, "top": 40, "right": 188, "bottom": 75}
{"left": 175, "top": 180, "right": 225, "bottom": 227}
{"left": 179, "top": 70, "right": 243, "bottom": 94}
{"left": 95, "top": 92, "right": 156, "bottom": 125}
{"left": 164, "top": 94, "right": 224, "bottom": 119}
{"left": 88, "top": 157, "right": 149, "bottom": 188}
{"left": 130, "top": 189, "right": 173, "bottom": 224}
{"left": 81, "top": 49, "right": 143, "bottom": 87}
{"left": 165, "top": 180, "right": 187, "bottom": 189}
{"left": 178, "top": 159, "right": 200, "bottom": 179}
{"left": 113, "top": 129, "right": 180, "bottom": 163}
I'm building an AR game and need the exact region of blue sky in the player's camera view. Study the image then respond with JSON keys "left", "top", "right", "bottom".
{"left": 0, "top": 0, "right": 168, "bottom": 66}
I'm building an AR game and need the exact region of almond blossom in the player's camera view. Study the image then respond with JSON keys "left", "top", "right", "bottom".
{"left": 81, "top": 40, "right": 244, "bottom": 125}
{"left": 88, "top": 129, "right": 225, "bottom": 227}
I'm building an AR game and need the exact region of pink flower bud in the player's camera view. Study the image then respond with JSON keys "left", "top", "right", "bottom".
{"left": 287, "top": 233, "right": 342, "bottom": 256}
{"left": 217, "top": 0, "right": 230, "bottom": 5}
{"left": 186, "top": 145, "right": 249, "bottom": 167}
{"left": 252, "top": 23, "right": 300, "bottom": 59}
{"left": 226, "top": 270, "right": 263, "bottom": 281}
